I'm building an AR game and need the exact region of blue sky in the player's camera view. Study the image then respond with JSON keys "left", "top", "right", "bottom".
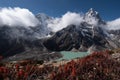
{"left": 0, "top": 0, "right": 120, "bottom": 20}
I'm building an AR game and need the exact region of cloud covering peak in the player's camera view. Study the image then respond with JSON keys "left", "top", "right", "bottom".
{"left": 0, "top": 7, "right": 39, "bottom": 27}
{"left": 47, "top": 12, "right": 84, "bottom": 32}
{"left": 47, "top": 11, "right": 101, "bottom": 32}
{"left": 47, "top": 10, "right": 120, "bottom": 32}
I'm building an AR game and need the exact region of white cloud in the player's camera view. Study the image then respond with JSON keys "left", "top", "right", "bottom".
{"left": 107, "top": 18, "right": 120, "bottom": 30}
{"left": 47, "top": 12, "right": 84, "bottom": 32}
{"left": 47, "top": 11, "right": 100, "bottom": 32}
{"left": 0, "top": 7, "right": 39, "bottom": 27}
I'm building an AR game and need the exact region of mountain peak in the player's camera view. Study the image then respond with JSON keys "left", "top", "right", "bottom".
{"left": 84, "top": 8, "right": 104, "bottom": 25}
{"left": 85, "top": 8, "right": 100, "bottom": 19}
{"left": 88, "top": 8, "right": 95, "bottom": 13}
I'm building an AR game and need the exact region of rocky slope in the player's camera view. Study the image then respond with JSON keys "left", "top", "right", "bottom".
{"left": 43, "top": 24, "right": 109, "bottom": 52}
{"left": 43, "top": 9, "right": 119, "bottom": 52}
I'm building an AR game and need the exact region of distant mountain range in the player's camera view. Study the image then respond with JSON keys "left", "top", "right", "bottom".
{"left": 0, "top": 8, "right": 120, "bottom": 60}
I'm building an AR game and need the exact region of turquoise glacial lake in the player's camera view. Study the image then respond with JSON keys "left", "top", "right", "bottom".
{"left": 58, "top": 51, "right": 89, "bottom": 61}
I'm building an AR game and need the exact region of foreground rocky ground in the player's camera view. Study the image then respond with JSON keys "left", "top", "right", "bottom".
{"left": 0, "top": 50, "right": 120, "bottom": 80}
{"left": 1, "top": 51, "right": 62, "bottom": 62}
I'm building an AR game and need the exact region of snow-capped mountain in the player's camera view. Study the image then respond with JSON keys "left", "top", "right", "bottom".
{"left": 43, "top": 9, "right": 120, "bottom": 52}
{"left": 0, "top": 8, "right": 120, "bottom": 58}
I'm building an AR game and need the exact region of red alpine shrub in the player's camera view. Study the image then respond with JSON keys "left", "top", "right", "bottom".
{"left": 50, "top": 51, "right": 120, "bottom": 80}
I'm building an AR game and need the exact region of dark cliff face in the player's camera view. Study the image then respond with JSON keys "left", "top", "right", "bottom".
{"left": 43, "top": 23, "right": 109, "bottom": 51}
{"left": 43, "top": 25, "right": 83, "bottom": 51}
